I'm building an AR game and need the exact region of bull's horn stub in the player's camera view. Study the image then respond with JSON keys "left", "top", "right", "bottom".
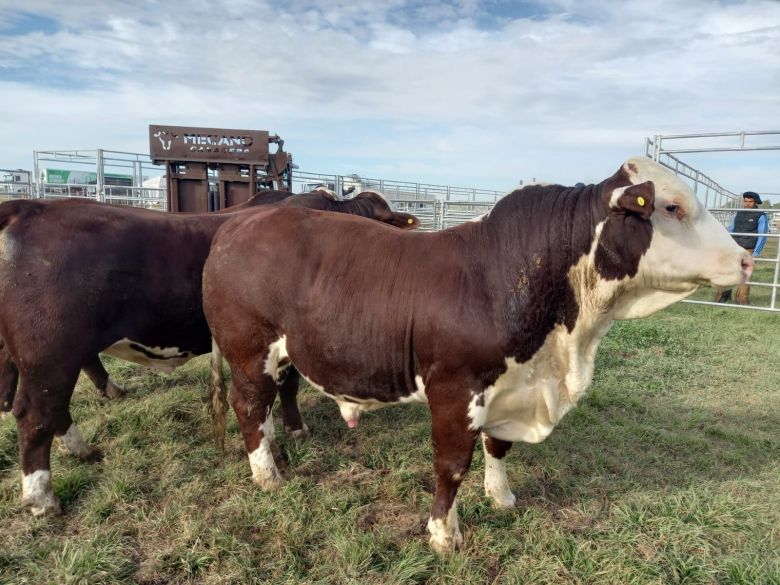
{"left": 637, "top": 196, "right": 646, "bottom": 206}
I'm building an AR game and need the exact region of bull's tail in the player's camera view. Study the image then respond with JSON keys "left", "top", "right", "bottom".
{"left": 209, "top": 338, "right": 229, "bottom": 454}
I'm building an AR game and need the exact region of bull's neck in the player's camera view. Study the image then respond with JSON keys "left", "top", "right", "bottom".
{"left": 480, "top": 183, "right": 609, "bottom": 283}
{"left": 471, "top": 183, "right": 614, "bottom": 361}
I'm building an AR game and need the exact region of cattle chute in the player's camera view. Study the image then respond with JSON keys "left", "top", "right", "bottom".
{"left": 149, "top": 124, "right": 294, "bottom": 213}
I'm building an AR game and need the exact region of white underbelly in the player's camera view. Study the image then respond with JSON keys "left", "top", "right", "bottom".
{"left": 102, "top": 338, "right": 195, "bottom": 372}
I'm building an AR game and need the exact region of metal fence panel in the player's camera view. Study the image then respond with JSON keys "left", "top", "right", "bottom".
{"left": 21, "top": 146, "right": 779, "bottom": 312}
{"left": 0, "top": 168, "right": 32, "bottom": 202}
{"left": 440, "top": 201, "right": 495, "bottom": 229}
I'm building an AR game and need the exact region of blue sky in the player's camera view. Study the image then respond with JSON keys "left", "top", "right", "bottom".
{"left": 1, "top": 0, "right": 779, "bottom": 202}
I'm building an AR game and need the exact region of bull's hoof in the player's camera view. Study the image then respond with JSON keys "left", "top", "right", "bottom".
{"left": 429, "top": 529, "right": 464, "bottom": 554}
{"left": 22, "top": 492, "right": 62, "bottom": 517}
{"left": 252, "top": 470, "right": 285, "bottom": 492}
{"left": 102, "top": 378, "right": 126, "bottom": 400}
{"left": 486, "top": 487, "right": 517, "bottom": 509}
{"left": 427, "top": 516, "right": 464, "bottom": 554}
{"left": 288, "top": 424, "right": 310, "bottom": 439}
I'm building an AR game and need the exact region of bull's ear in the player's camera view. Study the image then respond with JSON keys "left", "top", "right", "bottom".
{"left": 611, "top": 181, "right": 655, "bottom": 220}
{"left": 387, "top": 212, "right": 420, "bottom": 230}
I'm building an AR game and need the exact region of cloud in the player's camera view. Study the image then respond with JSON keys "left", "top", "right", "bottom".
{"left": 0, "top": 0, "right": 778, "bottom": 199}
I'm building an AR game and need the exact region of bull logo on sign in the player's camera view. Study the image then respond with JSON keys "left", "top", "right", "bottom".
{"left": 154, "top": 130, "right": 176, "bottom": 151}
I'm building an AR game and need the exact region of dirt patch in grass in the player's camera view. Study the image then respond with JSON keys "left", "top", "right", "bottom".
{"left": 319, "top": 462, "right": 380, "bottom": 489}
{"left": 356, "top": 501, "right": 426, "bottom": 540}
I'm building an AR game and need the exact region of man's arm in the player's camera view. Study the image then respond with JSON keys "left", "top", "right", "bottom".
{"left": 753, "top": 214, "right": 768, "bottom": 256}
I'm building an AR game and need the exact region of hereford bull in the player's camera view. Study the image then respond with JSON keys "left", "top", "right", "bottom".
{"left": 203, "top": 157, "right": 753, "bottom": 553}
{"left": 0, "top": 190, "right": 418, "bottom": 516}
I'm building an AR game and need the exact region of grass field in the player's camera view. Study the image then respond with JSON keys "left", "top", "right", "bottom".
{"left": 0, "top": 303, "right": 778, "bottom": 584}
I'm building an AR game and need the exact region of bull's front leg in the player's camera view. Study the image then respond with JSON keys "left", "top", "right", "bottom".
{"left": 230, "top": 366, "right": 284, "bottom": 491}
{"left": 427, "top": 384, "right": 479, "bottom": 553}
{"left": 482, "top": 434, "right": 516, "bottom": 508}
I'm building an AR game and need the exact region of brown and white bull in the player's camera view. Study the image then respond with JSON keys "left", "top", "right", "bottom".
{"left": 203, "top": 157, "right": 752, "bottom": 553}
{"left": 0, "top": 190, "right": 418, "bottom": 516}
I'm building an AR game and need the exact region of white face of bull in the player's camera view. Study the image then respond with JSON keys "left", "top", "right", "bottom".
{"left": 610, "top": 157, "right": 753, "bottom": 319}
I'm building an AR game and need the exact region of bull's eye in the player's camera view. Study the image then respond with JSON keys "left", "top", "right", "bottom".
{"left": 665, "top": 204, "right": 680, "bottom": 214}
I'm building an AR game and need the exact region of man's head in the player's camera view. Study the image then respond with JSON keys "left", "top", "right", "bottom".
{"left": 742, "top": 191, "right": 762, "bottom": 208}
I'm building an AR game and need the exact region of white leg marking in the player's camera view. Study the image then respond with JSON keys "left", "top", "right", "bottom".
{"left": 21, "top": 470, "right": 61, "bottom": 516}
{"left": 482, "top": 434, "right": 516, "bottom": 509}
{"left": 247, "top": 410, "right": 284, "bottom": 491}
{"left": 428, "top": 499, "right": 463, "bottom": 553}
{"left": 57, "top": 424, "right": 95, "bottom": 459}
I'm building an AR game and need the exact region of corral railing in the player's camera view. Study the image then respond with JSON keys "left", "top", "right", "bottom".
{"left": 33, "top": 149, "right": 167, "bottom": 209}
{"left": 644, "top": 141, "right": 739, "bottom": 208}
{"left": 292, "top": 170, "right": 505, "bottom": 203}
{"left": 19, "top": 145, "right": 779, "bottom": 311}
{"left": 29, "top": 152, "right": 505, "bottom": 216}
{"left": 0, "top": 168, "right": 32, "bottom": 202}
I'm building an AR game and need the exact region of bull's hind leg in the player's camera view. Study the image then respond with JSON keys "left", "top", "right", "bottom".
{"left": 482, "top": 434, "right": 516, "bottom": 508}
{"left": 12, "top": 368, "right": 80, "bottom": 515}
{"left": 278, "top": 368, "right": 309, "bottom": 438}
{"left": 0, "top": 342, "right": 18, "bottom": 412}
{"left": 230, "top": 365, "right": 284, "bottom": 491}
{"left": 427, "top": 381, "right": 480, "bottom": 553}
{"left": 83, "top": 356, "right": 125, "bottom": 400}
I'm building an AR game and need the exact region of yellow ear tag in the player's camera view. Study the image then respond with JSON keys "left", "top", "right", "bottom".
{"left": 407, "top": 218, "right": 414, "bottom": 224}
{"left": 637, "top": 196, "right": 646, "bottom": 206}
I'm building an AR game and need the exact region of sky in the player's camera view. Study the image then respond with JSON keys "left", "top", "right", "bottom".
{"left": 1, "top": 0, "right": 779, "bottom": 202}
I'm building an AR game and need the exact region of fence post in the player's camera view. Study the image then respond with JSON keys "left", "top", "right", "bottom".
{"left": 32, "top": 150, "right": 40, "bottom": 198}
{"left": 96, "top": 149, "right": 105, "bottom": 203}
{"left": 771, "top": 236, "right": 780, "bottom": 310}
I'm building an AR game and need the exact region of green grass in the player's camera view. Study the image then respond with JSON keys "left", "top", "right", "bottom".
{"left": 0, "top": 304, "right": 778, "bottom": 584}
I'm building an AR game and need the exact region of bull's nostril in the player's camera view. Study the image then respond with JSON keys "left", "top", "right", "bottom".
{"left": 741, "top": 255, "right": 754, "bottom": 272}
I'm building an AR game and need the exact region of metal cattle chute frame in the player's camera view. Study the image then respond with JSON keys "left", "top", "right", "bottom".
{"left": 149, "top": 125, "right": 293, "bottom": 212}
{"left": 646, "top": 131, "right": 780, "bottom": 313}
